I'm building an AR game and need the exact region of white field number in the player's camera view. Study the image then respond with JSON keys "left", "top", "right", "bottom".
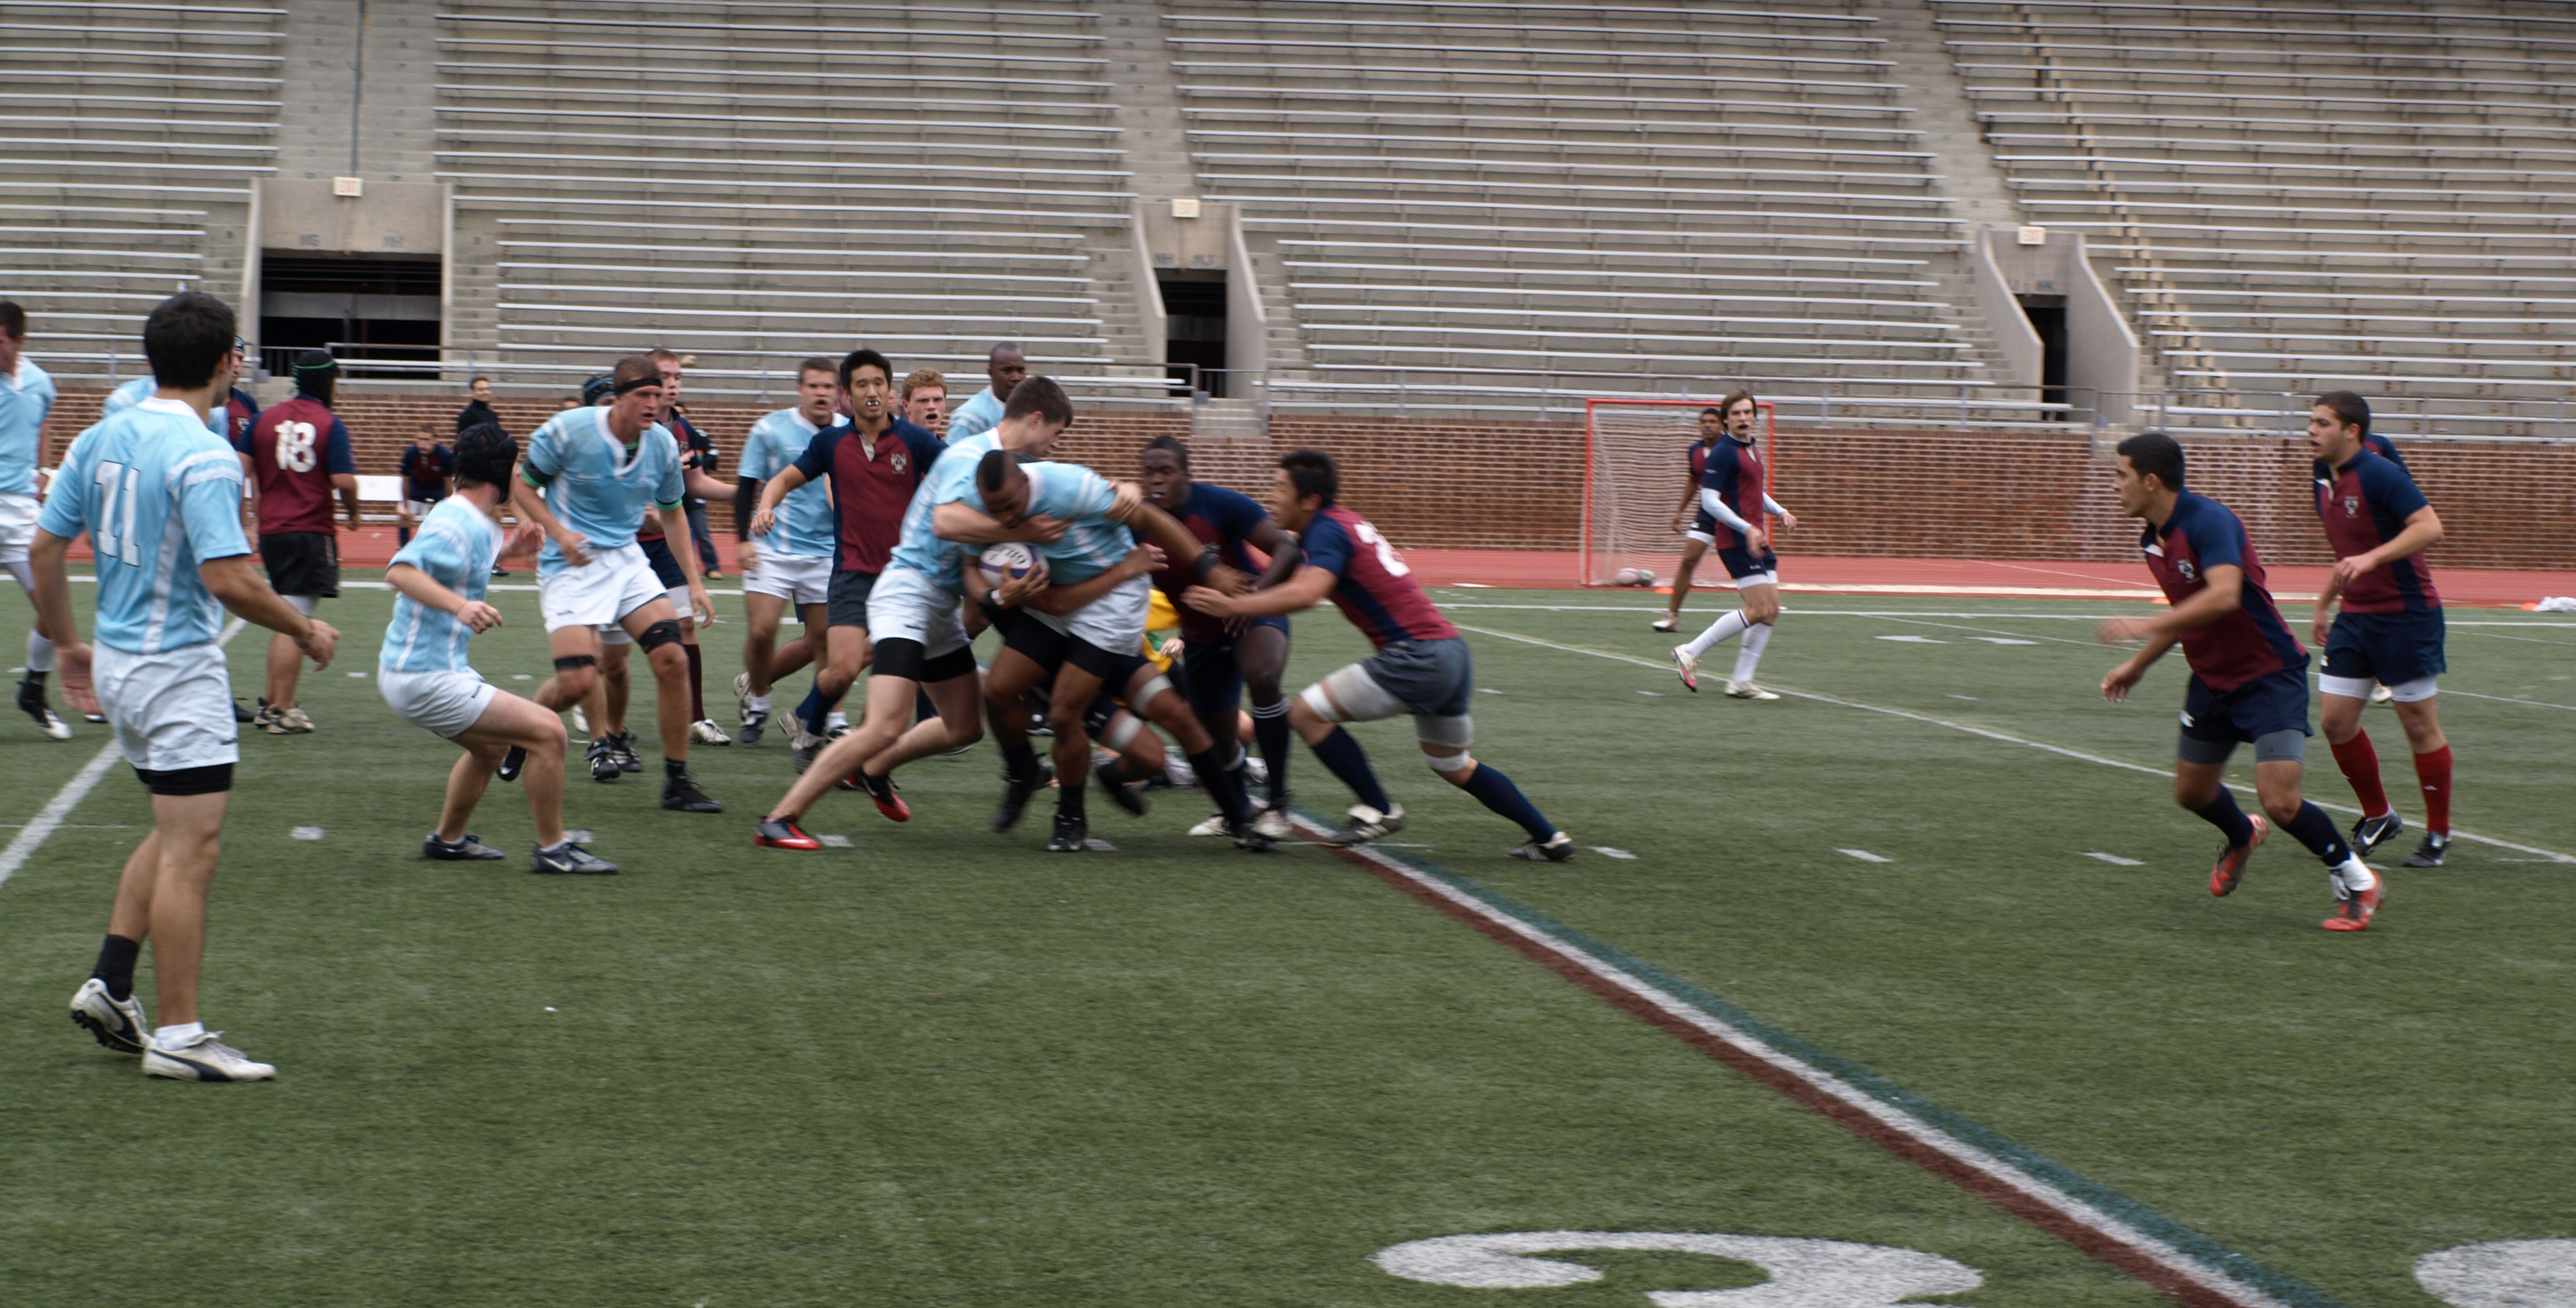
{"left": 2417, "top": 1240, "right": 2576, "bottom": 1307}
{"left": 1374, "top": 1231, "right": 1981, "bottom": 1307}
{"left": 275, "top": 420, "right": 320, "bottom": 472}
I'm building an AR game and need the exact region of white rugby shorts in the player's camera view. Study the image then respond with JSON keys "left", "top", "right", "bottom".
{"left": 0, "top": 489, "right": 37, "bottom": 566}
{"left": 93, "top": 639, "right": 238, "bottom": 771}
{"left": 1026, "top": 573, "right": 1152, "bottom": 655}
{"left": 378, "top": 667, "right": 499, "bottom": 739}
{"left": 538, "top": 543, "right": 666, "bottom": 633}
{"left": 744, "top": 549, "right": 832, "bottom": 607}
{"left": 864, "top": 565, "right": 970, "bottom": 660}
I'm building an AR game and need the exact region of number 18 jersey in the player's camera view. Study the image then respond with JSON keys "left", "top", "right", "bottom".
{"left": 244, "top": 396, "right": 354, "bottom": 535}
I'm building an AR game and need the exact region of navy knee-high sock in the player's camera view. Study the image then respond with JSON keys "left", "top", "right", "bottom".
{"left": 796, "top": 683, "right": 828, "bottom": 737}
{"left": 1188, "top": 748, "right": 1250, "bottom": 825}
{"left": 1460, "top": 763, "right": 1557, "bottom": 843}
{"left": 2189, "top": 787, "right": 2255, "bottom": 848}
{"left": 1250, "top": 700, "right": 1292, "bottom": 808}
{"left": 2279, "top": 800, "right": 2355, "bottom": 866}
{"left": 1308, "top": 726, "right": 1392, "bottom": 813}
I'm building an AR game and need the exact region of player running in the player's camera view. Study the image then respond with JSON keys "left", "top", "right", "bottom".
{"left": 0, "top": 299, "right": 85, "bottom": 737}
{"left": 2096, "top": 432, "right": 2383, "bottom": 932}
{"left": 1184, "top": 448, "right": 1575, "bottom": 862}
{"left": 2308, "top": 391, "right": 2454, "bottom": 868}
{"left": 1670, "top": 389, "right": 1798, "bottom": 700}
{"left": 38, "top": 291, "right": 341, "bottom": 1081}
{"left": 1137, "top": 434, "right": 1303, "bottom": 836}
{"left": 746, "top": 348, "right": 946, "bottom": 774}
{"left": 509, "top": 355, "right": 723, "bottom": 814}
{"left": 1652, "top": 403, "right": 1727, "bottom": 634}
{"left": 731, "top": 356, "right": 840, "bottom": 745}
{"left": 381, "top": 424, "right": 615, "bottom": 874}
{"left": 240, "top": 351, "right": 361, "bottom": 735}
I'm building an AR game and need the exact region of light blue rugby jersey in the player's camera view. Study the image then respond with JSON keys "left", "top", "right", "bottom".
{"left": 887, "top": 430, "right": 1001, "bottom": 593}
{"left": 381, "top": 497, "right": 502, "bottom": 676}
{"left": 521, "top": 405, "right": 683, "bottom": 578}
{"left": 37, "top": 397, "right": 251, "bottom": 653}
{"left": 0, "top": 359, "right": 56, "bottom": 495}
{"left": 946, "top": 387, "right": 1003, "bottom": 441}
{"left": 1021, "top": 461, "right": 1131, "bottom": 585}
{"left": 739, "top": 406, "right": 834, "bottom": 559}
{"left": 105, "top": 376, "right": 225, "bottom": 439}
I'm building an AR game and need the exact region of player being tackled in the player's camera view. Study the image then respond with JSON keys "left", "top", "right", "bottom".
{"left": 2096, "top": 433, "right": 2382, "bottom": 932}
{"left": 1183, "top": 449, "right": 1573, "bottom": 862}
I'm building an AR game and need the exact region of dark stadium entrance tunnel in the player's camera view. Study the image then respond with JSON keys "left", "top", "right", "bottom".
{"left": 2017, "top": 293, "right": 2070, "bottom": 418}
{"left": 258, "top": 253, "right": 441, "bottom": 380}
{"left": 1159, "top": 269, "right": 1228, "bottom": 398}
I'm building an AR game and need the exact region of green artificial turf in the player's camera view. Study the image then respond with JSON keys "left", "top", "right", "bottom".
{"left": 1, "top": 580, "right": 2567, "bottom": 1307}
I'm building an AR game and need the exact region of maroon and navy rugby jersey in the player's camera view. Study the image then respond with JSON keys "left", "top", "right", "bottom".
{"left": 1698, "top": 436, "right": 1767, "bottom": 550}
{"left": 1299, "top": 505, "right": 1458, "bottom": 649}
{"left": 243, "top": 395, "right": 354, "bottom": 535}
{"left": 1150, "top": 480, "right": 1275, "bottom": 641}
{"left": 792, "top": 416, "right": 945, "bottom": 574}
{"left": 1688, "top": 438, "right": 1715, "bottom": 484}
{"left": 2315, "top": 450, "right": 2438, "bottom": 614}
{"left": 2142, "top": 492, "right": 2306, "bottom": 691}
{"left": 635, "top": 412, "right": 705, "bottom": 542}
{"left": 2310, "top": 431, "right": 2406, "bottom": 488}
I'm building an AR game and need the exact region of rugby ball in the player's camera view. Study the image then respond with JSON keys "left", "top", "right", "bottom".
{"left": 978, "top": 542, "right": 1043, "bottom": 587}
{"left": 1613, "top": 566, "right": 1654, "bottom": 587}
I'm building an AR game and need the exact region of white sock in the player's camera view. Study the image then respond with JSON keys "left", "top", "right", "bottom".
{"left": 153, "top": 1021, "right": 205, "bottom": 1050}
{"left": 1731, "top": 622, "right": 1772, "bottom": 684}
{"left": 2335, "top": 857, "right": 2377, "bottom": 895}
{"left": 1684, "top": 610, "right": 1751, "bottom": 659}
{"left": 25, "top": 629, "right": 52, "bottom": 674}
{"left": 825, "top": 711, "right": 849, "bottom": 732}
{"left": 749, "top": 693, "right": 771, "bottom": 713}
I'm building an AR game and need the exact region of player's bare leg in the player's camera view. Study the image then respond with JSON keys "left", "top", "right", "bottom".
{"left": 1674, "top": 578, "right": 1779, "bottom": 697}
{"left": 258, "top": 596, "right": 318, "bottom": 730}
{"left": 758, "top": 670, "right": 981, "bottom": 845}
{"left": 2175, "top": 751, "right": 2378, "bottom": 928}
{"left": 441, "top": 692, "right": 571, "bottom": 849}
{"left": 103, "top": 790, "right": 228, "bottom": 1028}
{"left": 1039, "top": 663, "right": 1113, "bottom": 850}
{"left": 1657, "top": 537, "right": 1709, "bottom": 631}
{"left": 790, "top": 624, "right": 871, "bottom": 766}
{"left": 608, "top": 596, "right": 716, "bottom": 811}
{"left": 857, "top": 672, "right": 982, "bottom": 775}
{"left": 982, "top": 646, "right": 1056, "bottom": 832}
{"left": 9, "top": 558, "right": 78, "bottom": 734}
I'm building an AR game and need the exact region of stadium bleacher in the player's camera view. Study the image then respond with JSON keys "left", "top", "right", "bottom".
{"left": 0, "top": 1, "right": 281, "bottom": 381}
{"left": 1939, "top": 0, "right": 2576, "bottom": 439}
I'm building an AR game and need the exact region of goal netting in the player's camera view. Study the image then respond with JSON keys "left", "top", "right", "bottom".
{"left": 1582, "top": 398, "right": 1775, "bottom": 588}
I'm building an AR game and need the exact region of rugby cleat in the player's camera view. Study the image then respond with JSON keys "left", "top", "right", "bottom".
{"left": 1187, "top": 811, "right": 1232, "bottom": 837}
{"left": 1671, "top": 645, "right": 1700, "bottom": 692}
{"left": 1322, "top": 802, "right": 1406, "bottom": 847}
{"left": 69, "top": 978, "right": 148, "bottom": 1054}
{"left": 1231, "top": 818, "right": 1276, "bottom": 853}
{"left": 1650, "top": 615, "right": 1678, "bottom": 633}
{"left": 789, "top": 728, "right": 821, "bottom": 776}
{"left": 852, "top": 770, "right": 910, "bottom": 823}
{"left": 691, "top": 718, "right": 732, "bottom": 746}
{"left": 737, "top": 708, "right": 768, "bottom": 747}
{"left": 660, "top": 771, "right": 723, "bottom": 813}
{"left": 2404, "top": 833, "right": 2450, "bottom": 867}
{"left": 2368, "top": 682, "right": 2395, "bottom": 706}
{"left": 423, "top": 831, "right": 507, "bottom": 861}
{"left": 496, "top": 745, "right": 527, "bottom": 783}
{"left": 258, "top": 704, "right": 314, "bottom": 735}
{"left": 1724, "top": 681, "right": 1781, "bottom": 701}
{"left": 2349, "top": 811, "right": 2405, "bottom": 857}
{"left": 1509, "top": 832, "right": 1578, "bottom": 862}
{"left": 2322, "top": 876, "right": 2383, "bottom": 932}
{"left": 1095, "top": 761, "right": 1148, "bottom": 816}
{"left": 1046, "top": 812, "right": 1089, "bottom": 852}
{"left": 18, "top": 677, "right": 70, "bottom": 739}
{"left": 2210, "top": 813, "right": 2269, "bottom": 898}
{"left": 754, "top": 816, "right": 821, "bottom": 850}
{"left": 568, "top": 705, "right": 588, "bottom": 736}
{"left": 1253, "top": 807, "right": 1294, "bottom": 841}
{"left": 993, "top": 761, "right": 1053, "bottom": 833}
{"left": 143, "top": 1031, "right": 275, "bottom": 1082}
{"left": 531, "top": 840, "right": 618, "bottom": 875}
{"left": 611, "top": 730, "right": 643, "bottom": 773}
{"left": 586, "top": 736, "right": 621, "bottom": 783}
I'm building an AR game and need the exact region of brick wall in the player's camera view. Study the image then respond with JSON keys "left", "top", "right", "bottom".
{"left": 43, "top": 392, "right": 2575, "bottom": 568}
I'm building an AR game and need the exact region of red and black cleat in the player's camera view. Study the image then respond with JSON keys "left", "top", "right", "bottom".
{"left": 2210, "top": 813, "right": 2268, "bottom": 898}
{"left": 755, "top": 816, "right": 821, "bottom": 850}
{"left": 2321, "top": 879, "right": 2383, "bottom": 932}
{"left": 853, "top": 771, "right": 910, "bottom": 823}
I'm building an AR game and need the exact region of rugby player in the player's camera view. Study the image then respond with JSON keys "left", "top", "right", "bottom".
{"left": 381, "top": 424, "right": 614, "bottom": 874}
{"left": 2097, "top": 432, "right": 2383, "bottom": 932}
{"left": 2308, "top": 391, "right": 2454, "bottom": 868}
{"left": 1184, "top": 449, "right": 1574, "bottom": 862}
{"left": 901, "top": 367, "right": 948, "bottom": 436}
{"left": 945, "top": 341, "right": 1024, "bottom": 441}
{"left": 1671, "top": 388, "right": 1797, "bottom": 700}
{"left": 0, "top": 299, "right": 83, "bottom": 737}
{"left": 42, "top": 291, "right": 341, "bottom": 1081}
{"left": 508, "top": 355, "right": 723, "bottom": 814}
{"left": 240, "top": 351, "right": 360, "bottom": 735}
{"left": 1652, "top": 403, "right": 1727, "bottom": 634}
{"left": 1137, "top": 434, "right": 1303, "bottom": 836}
{"left": 731, "top": 356, "right": 839, "bottom": 744}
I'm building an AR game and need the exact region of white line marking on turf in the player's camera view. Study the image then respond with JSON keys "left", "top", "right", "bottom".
{"left": 1453, "top": 623, "right": 2576, "bottom": 866}
{"left": 818, "top": 833, "right": 852, "bottom": 848}
{"left": 1837, "top": 848, "right": 1892, "bottom": 863}
{"left": 1970, "top": 636, "right": 2039, "bottom": 646}
{"left": 1291, "top": 814, "right": 2312, "bottom": 1308}
{"left": 1589, "top": 846, "right": 1636, "bottom": 860}
{"left": 2443, "top": 689, "right": 2576, "bottom": 712}
{"left": 2083, "top": 852, "right": 2145, "bottom": 866}
{"left": 1876, "top": 634, "right": 1945, "bottom": 643}
{"left": 292, "top": 826, "right": 325, "bottom": 840}
{"left": 1948, "top": 694, "right": 1979, "bottom": 701}
{"left": 0, "top": 618, "right": 249, "bottom": 894}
